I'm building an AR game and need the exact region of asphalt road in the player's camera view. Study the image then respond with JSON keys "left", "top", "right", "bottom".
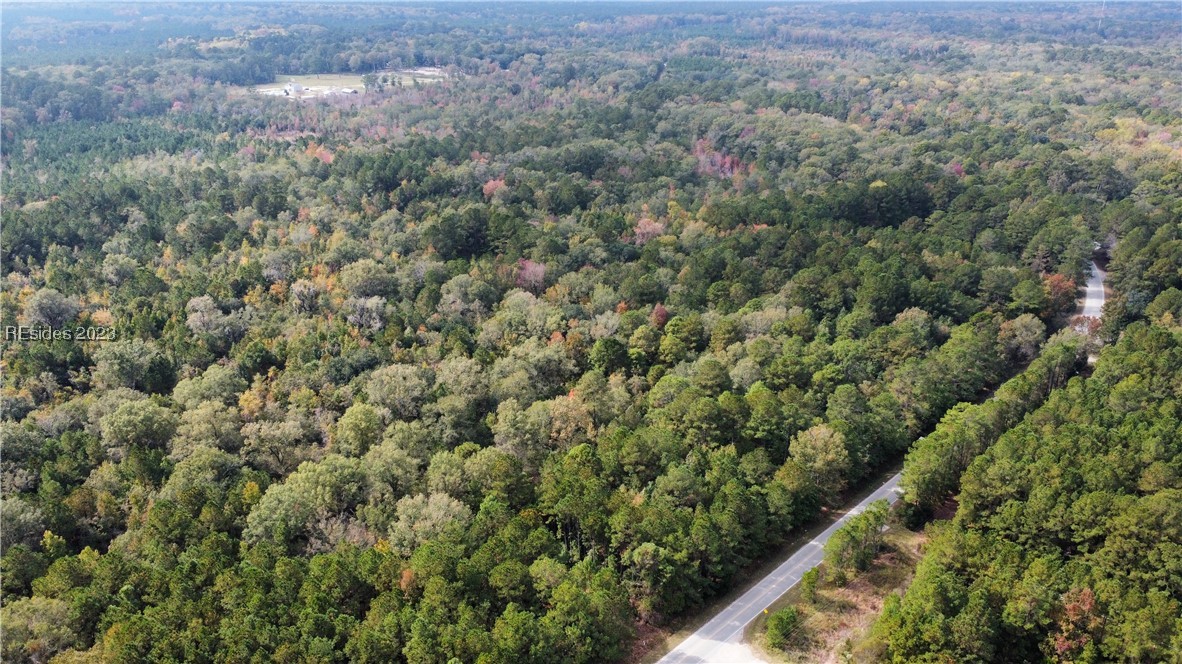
{"left": 655, "top": 261, "right": 1108, "bottom": 664}
{"left": 655, "top": 473, "right": 904, "bottom": 664}
{"left": 1080, "top": 261, "right": 1106, "bottom": 319}
{"left": 1075, "top": 261, "right": 1106, "bottom": 363}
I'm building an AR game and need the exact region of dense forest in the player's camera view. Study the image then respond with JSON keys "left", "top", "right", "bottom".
{"left": 1, "top": 2, "right": 1179, "bottom": 662}
{"left": 876, "top": 321, "right": 1182, "bottom": 662}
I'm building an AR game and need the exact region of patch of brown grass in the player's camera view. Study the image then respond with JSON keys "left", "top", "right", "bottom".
{"left": 752, "top": 526, "right": 926, "bottom": 664}
{"left": 627, "top": 622, "right": 667, "bottom": 663}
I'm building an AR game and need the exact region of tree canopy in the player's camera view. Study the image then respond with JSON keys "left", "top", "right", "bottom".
{"left": 1, "top": 2, "right": 1179, "bottom": 662}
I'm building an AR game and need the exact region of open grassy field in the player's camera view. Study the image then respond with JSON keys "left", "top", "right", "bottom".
{"left": 267, "top": 73, "right": 363, "bottom": 88}
{"left": 252, "top": 68, "right": 447, "bottom": 98}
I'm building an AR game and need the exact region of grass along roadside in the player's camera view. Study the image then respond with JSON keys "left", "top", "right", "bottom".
{"left": 744, "top": 521, "right": 926, "bottom": 664}
{"left": 741, "top": 329, "right": 1092, "bottom": 663}
{"left": 631, "top": 463, "right": 903, "bottom": 664}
